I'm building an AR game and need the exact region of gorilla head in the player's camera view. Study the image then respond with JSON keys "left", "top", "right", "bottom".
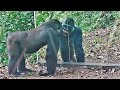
{"left": 41, "top": 19, "right": 63, "bottom": 35}
{"left": 64, "top": 18, "right": 75, "bottom": 27}
{"left": 61, "top": 18, "right": 75, "bottom": 36}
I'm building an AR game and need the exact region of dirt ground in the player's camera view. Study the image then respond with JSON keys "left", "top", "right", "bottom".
{"left": 1, "top": 65, "right": 120, "bottom": 79}
{"left": 1, "top": 28, "right": 120, "bottom": 79}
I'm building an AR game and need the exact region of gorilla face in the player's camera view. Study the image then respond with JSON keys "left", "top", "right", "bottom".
{"left": 62, "top": 24, "right": 75, "bottom": 32}
{"left": 60, "top": 24, "right": 75, "bottom": 37}
{"left": 62, "top": 18, "right": 75, "bottom": 33}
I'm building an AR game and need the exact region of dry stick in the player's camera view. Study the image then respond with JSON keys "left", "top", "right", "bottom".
{"left": 34, "top": 11, "right": 39, "bottom": 63}
{"left": 66, "top": 20, "right": 71, "bottom": 62}
{"left": 39, "top": 61, "right": 120, "bottom": 69}
{"left": 68, "top": 30, "right": 70, "bottom": 62}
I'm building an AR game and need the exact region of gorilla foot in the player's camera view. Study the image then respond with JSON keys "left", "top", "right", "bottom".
{"left": 38, "top": 70, "right": 54, "bottom": 76}
{"left": 77, "top": 61, "right": 85, "bottom": 63}
{"left": 18, "top": 68, "right": 33, "bottom": 73}
{"left": 70, "top": 57, "right": 77, "bottom": 62}
{"left": 38, "top": 70, "right": 48, "bottom": 76}
{"left": 9, "top": 72, "right": 25, "bottom": 77}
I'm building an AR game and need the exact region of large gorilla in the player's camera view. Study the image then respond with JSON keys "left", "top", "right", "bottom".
{"left": 6, "top": 19, "right": 62, "bottom": 76}
{"left": 59, "top": 18, "right": 85, "bottom": 62}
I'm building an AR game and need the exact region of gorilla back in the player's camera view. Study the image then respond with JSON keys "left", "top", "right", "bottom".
{"left": 7, "top": 19, "right": 62, "bottom": 76}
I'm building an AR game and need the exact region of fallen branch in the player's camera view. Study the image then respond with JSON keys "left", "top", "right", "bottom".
{"left": 39, "top": 60, "right": 120, "bottom": 70}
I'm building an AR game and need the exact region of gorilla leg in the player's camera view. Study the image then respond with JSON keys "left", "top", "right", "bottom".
{"left": 46, "top": 52, "right": 57, "bottom": 75}
{"left": 18, "top": 56, "right": 33, "bottom": 73}
{"left": 7, "top": 42, "right": 22, "bottom": 75}
{"left": 45, "top": 36, "right": 59, "bottom": 75}
{"left": 76, "top": 48, "right": 85, "bottom": 62}
{"left": 8, "top": 55, "right": 22, "bottom": 75}
{"left": 60, "top": 37, "right": 70, "bottom": 62}
{"left": 74, "top": 42, "right": 85, "bottom": 62}
{"left": 39, "top": 31, "right": 59, "bottom": 76}
{"left": 60, "top": 48, "right": 69, "bottom": 62}
{"left": 60, "top": 38, "right": 76, "bottom": 62}
{"left": 70, "top": 43, "right": 76, "bottom": 62}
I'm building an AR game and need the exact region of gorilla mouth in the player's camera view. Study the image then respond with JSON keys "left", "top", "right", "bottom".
{"left": 61, "top": 24, "right": 75, "bottom": 37}
{"left": 63, "top": 30, "right": 69, "bottom": 34}
{"left": 61, "top": 29, "right": 69, "bottom": 36}
{"left": 62, "top": 24, "right": 75, "bottom": 33}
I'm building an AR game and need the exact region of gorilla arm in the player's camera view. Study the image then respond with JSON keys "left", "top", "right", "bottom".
{"left": 39, "top": 28, "right": 59, "bottom": 75}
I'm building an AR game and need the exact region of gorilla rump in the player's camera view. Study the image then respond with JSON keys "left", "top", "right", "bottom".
{"left": 7, "top": 19, "right": 62, "bottom": 76}
{"left": 60, "top": 18, "right": 85, "bottom": 62}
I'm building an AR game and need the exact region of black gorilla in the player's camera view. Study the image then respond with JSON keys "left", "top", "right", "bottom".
{"left": 7, "top": 19, "right": 62, "bottom": 76}
{"left": 59, "top": 18, "right": 85, "bottom": 62}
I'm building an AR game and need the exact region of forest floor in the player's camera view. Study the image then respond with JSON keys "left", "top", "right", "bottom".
{"left": 1, "top": 28, "right": 120, "bottom": 79}
{"left": 1, "top": 64, "right": 120, "bottom": 79}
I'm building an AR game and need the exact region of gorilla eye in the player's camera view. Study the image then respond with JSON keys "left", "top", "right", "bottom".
{"left": 63, "top": 25, "right": 73, "bottom": 30}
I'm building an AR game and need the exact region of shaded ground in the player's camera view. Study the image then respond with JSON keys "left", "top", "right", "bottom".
{"left": 1, "top": 65, "right": 120, "bottom": 79}
{"left": 1, "top": 27, "right": 120, "bottom": 79}
{"left": 84, "top": 28, "right": 120, "bottom": 64}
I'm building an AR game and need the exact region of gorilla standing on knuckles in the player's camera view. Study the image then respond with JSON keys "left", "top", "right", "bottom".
{"left": 6, "top": 19, "right": 62, "bottom": 76}
{"left": 59, "top": 18, "right": 85, "bottom": 62}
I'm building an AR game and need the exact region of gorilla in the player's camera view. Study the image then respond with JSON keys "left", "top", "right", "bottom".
{"left": 59, "top": 18, "right": 85, "bottom": 62}
{"left": 6, "top": 19, "right": 62, "bottom": 76}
